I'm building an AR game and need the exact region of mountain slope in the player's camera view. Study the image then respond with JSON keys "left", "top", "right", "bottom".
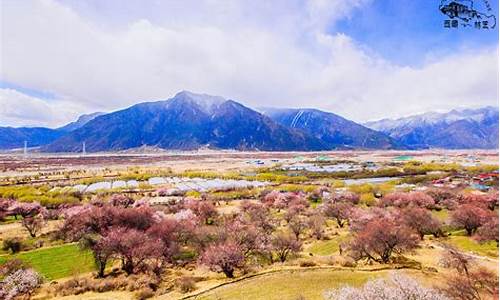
{"left": 365, "top": 107, "right": 499, "bottom": 149}
{"left": 0, "top": 127, "right": 64, "bottom": 149}
{"left": 0, "top": 112, "right": 105, "bottom": 150}
{"left": 261, "top": 108, "right": 401, "bottom": 149}
{"left": 44, "top": 91, "right": 327, "bottom": 152}
{"left": 57, "top": 112, "right": 104, "bottom": 132}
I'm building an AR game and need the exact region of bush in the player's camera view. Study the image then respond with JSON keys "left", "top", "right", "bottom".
{"left": 2, "top": 237, "right": 22, "bottom": 254}
{"left": 0, "top": 259, "right": 29, "bottom": 277}
{"left": 0, "top": 268, "right": 42, "bottom": 300}
{"left": 299, "top": 260, "right": 317, "bottom": 267}
{"left": 134, "top": 288, "right": 155, "bottom": 300}
{"left": 177, "top": 276, "right": 196, "bottom": 293}
{"left": 51, "top": 274, "right": 159, "bottom": 297}
{"left": 330, "top": 256, "right": 357, "bottom": 267}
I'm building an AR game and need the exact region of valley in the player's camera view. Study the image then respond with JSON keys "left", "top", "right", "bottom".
{"left": 0, "top": 149, "right": 497, "bottom": 299}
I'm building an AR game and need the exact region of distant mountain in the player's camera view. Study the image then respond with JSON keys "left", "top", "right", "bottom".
{"left": 44, "top": 91, "right": 327, "bottom": 152}
{"left": 0, "top": 112, "right": 104, "bottom": 150}
{"left": 0, "top": 127, "right": 64, "bottom": 149}
{"left": 57, "top": 112, "right": 104, "bottom": 132}
{"left": 365, "top": 107, "right": 499, "bottom": 149}
{"left": 2, "top": 91, "right": 495, "bottom": 152}
{"left": 261, "top": 108, "right": 401, "bottom": 149}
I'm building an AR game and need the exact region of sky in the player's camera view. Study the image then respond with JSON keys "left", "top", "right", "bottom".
{"left": 0, "top": 0, "right": 498, "bottom": 127}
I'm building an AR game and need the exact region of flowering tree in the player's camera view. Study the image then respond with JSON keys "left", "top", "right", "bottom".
{"left": 239, "top": 201, "right": 276, "bottom": 234}
{"left": 475, "top": 216, "right": 499, "bottom": 245}
{"left": 9, "top": 202, "right": 42, "bottom": 219}
{"left": 443, "top": 267, "right": 498, "bottom": 300}
{"left": 322, "top": 201, "right": 353, "bottom": 228}
{"left": 79, "top": 235, "right": 114, "bottom": 278}
{"left": 21, "top": 214, "right": 45, "bottom": 238}
{"left": 397, "top": 207, "right": 442, "bottom": 239}
{"left": 379, "top": 192, "right": 435, "bottom": 209}
{"left": 271, "top": 233, "right": 302, "bottom": 262}
{"left": 103, "top": 227, "right": 161, "bottom": 275}
{"left": 199, "top": 241, "right": 245, "bottom": 278}
{"left": 450, "top": 204, "right": 489, "bottom": 236}
{"left": 441, "top": 247, "right": 498, "bottom": 300}
{"left": 324, "top": 272, "right": 449, "bottom": 300}
{"left": 458, "top": 192, "right": 499, "bottom": 211}
{"left": 308, "top": 213, "right": 326, "bottom": 240}
{"left": 0, "top": 268, "right": 42, "bottom": 300}
{"left": 185, "top": 199, "right": 218, "bottom": 225}
{"left": 348, "top": 218, "right": 419, "bottom": 263}
{"left": 330, "top": 192, "right": 360, "bottom": 205}
{"left": 219, "top": 219, "right": 262, "bottom": 257}
{"left": 109, "top": 194, "right": 134, "bottom": 208}
{"left": 288, "top": 216, "right": 308, "bottom": 239}
{"left": 0, "top": 199, "right": 15, "bottom": 220}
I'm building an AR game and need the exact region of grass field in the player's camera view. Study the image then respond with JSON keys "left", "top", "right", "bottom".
{"left": 0, "top": 243, "right": 95, "bottom": 280}
{"left": 196, "top": 269, "right": 388, "bottom": 300}
{"left": 308, "top": 239, "right": 340, "bottom": 256}
{"left": 446, "top": 235, "right": 498, "bottom": 258}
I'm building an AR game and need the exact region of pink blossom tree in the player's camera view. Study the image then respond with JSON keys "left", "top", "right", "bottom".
{"left": 199, "top": 241, "right": 245, "bottom": 278}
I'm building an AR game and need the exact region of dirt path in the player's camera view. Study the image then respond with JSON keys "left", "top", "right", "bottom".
{"left": 430, "top": 242, "right": 499, "bottom": 263}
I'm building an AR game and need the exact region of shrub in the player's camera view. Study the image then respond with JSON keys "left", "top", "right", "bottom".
{"left": 299, "top": 260, "right": 317, "bottom": 267}
{"left": 134, "top": 288, "right": 155, "bottom": 300}
{"left": 2, "top": 238, "right": 22, "bottom": 254}
{"left": 0, "top": 259, "right": 29, "bottom": 277}
{"left": 0, "top": 268, "right": 42, "bottom": 300}
{"left": 177, "top": 276, "right": 196, "bottom": 293}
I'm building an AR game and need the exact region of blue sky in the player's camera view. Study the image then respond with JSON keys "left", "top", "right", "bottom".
{"left": 0, "top": 0, "right": 498, "bottom": 127}
{"left": 334, "top": 0, "right": 499, "bottom": 65}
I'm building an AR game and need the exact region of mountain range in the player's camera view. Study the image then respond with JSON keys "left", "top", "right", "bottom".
{"left": 364, "top": 107, "right": 499, "bottom": 149}
{"left": 0, "top": 91, "right": 497, "bottom": 151}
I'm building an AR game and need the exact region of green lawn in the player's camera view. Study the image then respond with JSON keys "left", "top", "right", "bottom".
{"left": 198, "top": 269, "right": 387, "bottom": 300}
{"left": 446, "top": 235, "right": 498, "bottom": 258}
{"left": 0, "top": 243, "right": 95, "bottom": 280}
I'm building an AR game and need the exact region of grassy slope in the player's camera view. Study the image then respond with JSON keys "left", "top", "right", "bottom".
{"left": 197, "top": 269, "right": 387, "bottom": 300}
{"left": 308, "top": 239, "right": 340, "bottom": 256}
{"left": 0, "top": 243, "right": 95, "bottom": 280}
{"left": 446, "top": 235, "right": 498, "bottom": 258}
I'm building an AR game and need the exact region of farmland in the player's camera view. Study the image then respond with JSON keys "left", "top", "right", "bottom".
{"left": 0, "top": 150, "right": 498, "bottom": 300}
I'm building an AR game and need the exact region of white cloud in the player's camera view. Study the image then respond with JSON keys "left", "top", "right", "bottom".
{"left": 0, "top": 0, "right": 497, "bottom": 127}
{"left": 0, "top": 89, "right": 86, "bottom": 127}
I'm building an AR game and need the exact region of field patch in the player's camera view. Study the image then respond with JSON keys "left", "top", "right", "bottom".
{"left": 0, "top": 243, "right": 95, "bottom": 280}
{"left": 196, "top": 269, "right": 387, "bottom": 300}
{"left": 446, "top": 236, "right": 498, "bottom": 258}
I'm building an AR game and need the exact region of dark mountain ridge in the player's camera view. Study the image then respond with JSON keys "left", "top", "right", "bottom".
{"left": 43, "top": 91, "right": 327, "bottom": 152}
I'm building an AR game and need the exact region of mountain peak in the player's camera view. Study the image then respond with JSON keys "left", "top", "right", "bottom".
{"left": 364, "top": 106, "right": 499, "bottom": 149}
{"left": 57, "top": 112, "right": 105, "bottom": 132}
{"left": 172, "top": 91, "right": 227, "bottom": 114}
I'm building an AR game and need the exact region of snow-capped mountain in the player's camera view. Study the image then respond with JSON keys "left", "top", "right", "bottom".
{"left": 261, "top": 108, "right": 401, "bottom": 149}
{"left": 365, "top": 107, "right": 499, "bottom": 149}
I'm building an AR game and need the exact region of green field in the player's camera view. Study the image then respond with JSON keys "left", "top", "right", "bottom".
{"left": 197, "top": 269, "right": 388, "bottom": 300}
{"left": 0, "top": 243, "right": 95, "bottom": 280}
{"left": 446, "top": 235, "right": 498, "bottom": 258}
{"left": 308, "top": 239, "right": 341, "bottom": 256}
